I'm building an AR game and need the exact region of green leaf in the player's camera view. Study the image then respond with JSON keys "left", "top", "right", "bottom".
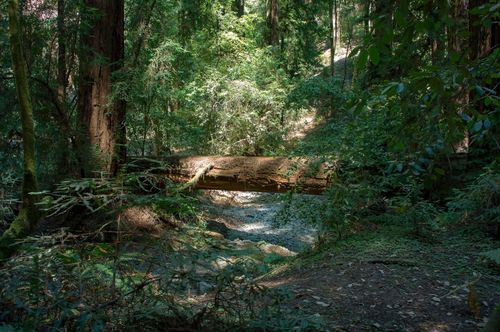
{"left": 94, "top": 263, "right": 113, "bottom": 277}
{"left": 480, "top": 249, "right": 500, "bottom": 265}
{"left": 475, "top": 85, "right": 485, "bottom": 96}
{"left": 381, "top": 82, "right": 397, "bottom": 95}
{"left": 348, "top": 46, "right": 361, "bottom": 58}
{"left": 450, "top": 52, "right": 460, "bottom": 64}
{"left": 394, "top": 11, "right": 405, "bottom": 27}
{"left": 434, "top": 167, "right": 445, "bottom": 176}
{"left": 472, "top": 121, "right": 483, "bottom": 132}
{"left": 396, "top": 83, "right": 405, "bottom": 95}
{"left": 357, "top": 50, "right": 369, "bottom": 70}
{"left": 368, "top": 46, "right": 380, "bottom": 65}
{"left": 490, "top": 3, "right": 500, "bottom": 12}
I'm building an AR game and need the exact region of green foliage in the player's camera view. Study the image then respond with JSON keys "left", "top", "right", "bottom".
{"left": 183, "top": 65, "right": 291, "bottom": 155}
{"left": 121, "top": 1, "right": 309, "bottom": 156}
{"left": 0, "top": 170, "right": 19, "bottom": 233}
{"left": 33, "top": 163, "right": 200, "bottom": 224}
{"left": 0, "top": 230, "right": 322, "bottom": 330}
{"left": 480, "top": 249, "right": 500, "bottom": 265}
{"left": 446, "top": 165, "right": 500, "bottom": 229}
{"left": 322, "top": 181, "right": 379, "bottom": 240}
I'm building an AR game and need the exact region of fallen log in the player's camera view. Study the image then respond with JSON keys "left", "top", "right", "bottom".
{"left": 130, "top": 156, "right": 337, "bottom": 195}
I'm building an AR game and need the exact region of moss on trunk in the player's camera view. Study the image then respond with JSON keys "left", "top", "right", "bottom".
{"left": 0, "top": 0, "right": 40, "bottom": 259}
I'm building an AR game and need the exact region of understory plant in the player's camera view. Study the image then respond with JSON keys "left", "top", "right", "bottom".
{"left": 446, "top": 164, "right": 500, "bottom": 237}
{"left": 0, "top": 226, "right": 323, "bottom": 330}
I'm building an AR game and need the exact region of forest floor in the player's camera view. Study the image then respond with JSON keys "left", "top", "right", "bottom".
{"left": 263, "top": 226, "right": 500, "bottom": 331}
{"left": 198, "top": 190, "right": 499, "bottom": 331}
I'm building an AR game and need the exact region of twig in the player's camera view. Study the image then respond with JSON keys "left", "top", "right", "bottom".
{"left": 439, "top": 274, "right": 481, "bottom": 299}
{"left": 365, "top": 259, "right": 418, "bottom": 267}
{"left": 93, "top": 275, "right": 160, "bottom": 310}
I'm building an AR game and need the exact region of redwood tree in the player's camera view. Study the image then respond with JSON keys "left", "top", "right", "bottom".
{"left": 0, "top": 0, "right": 40, "bottom": 258}
{"left": 328, "top": 0, "right": 338, "bottom": 77}
{"left": 234, "top": 0, "right": 244, "bottom": 17}
{"left": 77, "top": 0, "right": 126, "bottom": 175}
{"left": 268, "top": 0, "right": 279, "bottom": 46}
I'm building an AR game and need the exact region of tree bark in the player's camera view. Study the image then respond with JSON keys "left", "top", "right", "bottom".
{"left": 448, "top": 0, "right": 468, "bottom": 57}
{"left": 130, "top": 0, "right": 157, "bottom": 67}
{"left": 57, "top": 0, "right": 67, "bottom": 104}
{"left": 342, "top": 31, "right": 352, "bottom": 89}
{"left": 469, "top": 0, "right": 497, "bottom": 60}
{"left": 363, "top": 0, "right": 370, "bottom": 37}
{"left": 468, "top": 0, "right": 500, "bottom": 122}
{"left": 77, "top": 0, "right": 126, "bottom": 176}
{"left": 328, "top": 0, "right": 337, "bottom": 77}
{"left": 369, "top": 0, "right": 393, "bottom": 80}
{"left": 131, "top": 156, "right": 337, "bottom": 195}
{"left": 328, "top": 0, "right": 338, "bottom": 114}
{"left": 431, "top": 0, "right": 448, "bottom": 64}
{"left": 1, "top": 0, "right": 40, "bottom": 259}
{"left": 233, "top": 0, "right": 244, "bottom": 17}
{"left": 268, "top": 0, "right": 279, "bottom": 46}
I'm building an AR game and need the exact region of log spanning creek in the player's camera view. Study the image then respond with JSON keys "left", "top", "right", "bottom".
{"left": 130, "top": 156, "right": 337, "bottom": 195}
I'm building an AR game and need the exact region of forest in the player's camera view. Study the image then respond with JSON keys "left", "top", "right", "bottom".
{"left": 0, "top": 0, "right": 499, "bottom": 330}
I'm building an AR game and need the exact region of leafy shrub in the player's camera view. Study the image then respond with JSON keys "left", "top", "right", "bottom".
{"left": 446, "top": 166, "right": 500, "bottom": 235}
{"left": 0, "top": 170, "right": 20, "bottom": 233}
{"left": 287, "top": 75, "right": 350, "bottom": 115}
{"left": 0, "top": 231, "right": 323, "bottom": 331}
{"left": 184, "top": 72, "right": 290, "bottom": 155}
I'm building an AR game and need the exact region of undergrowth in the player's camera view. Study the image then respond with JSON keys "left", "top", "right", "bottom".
{"left": 0, "top": 228, "right": 323, "bottom": 331}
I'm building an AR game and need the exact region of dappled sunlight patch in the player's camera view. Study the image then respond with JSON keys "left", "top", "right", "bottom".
{"left": 258, "top": 242, "right": 296, "bottom": 257}
{"left": 120, "top": 206, "right": 164, "bottom": 234}
{"left": 201, "top": 190, "right": 321, "bottom": 252}
{"left": 417, "top": 321, "right": 452, "bottom": 332}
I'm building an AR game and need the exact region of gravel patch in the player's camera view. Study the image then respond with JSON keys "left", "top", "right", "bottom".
{"left": 201, "top": 190, "right": 324, "bottom": 252}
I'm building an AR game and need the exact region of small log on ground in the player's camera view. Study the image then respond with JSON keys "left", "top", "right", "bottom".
{"left": 130, "top": 156, "right": 336, "bottom": 195}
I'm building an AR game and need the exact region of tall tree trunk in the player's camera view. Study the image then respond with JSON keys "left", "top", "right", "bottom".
{"left": 370, "top": 0, "right": 393, "bottom": 80}
{"left": 468, "top": 0, "right": 500, "bottom": 120}
{"left": 432, "top": 0, "right": 448, "bottom": 64}
{"left": 448, "top": 0, "right": 468, "bottom": 56}
{"left": 234, "top": 0, "right": 244, "bottom": 17}
{"left": 56, "top": 0, "right": 72, "bottom": 174}
{"left": 328, "top": 0, "right": 338, "bottom": 115}
{"left": 363, "top": 0, "right": 370, "bottom": 37}
{"left": 342, "top": 32, "right": 352, "bottom": 89}
{"left": 469, "top": 0, "right": 496, "bottom": 60}
{"left": 130, "top": 0, "right": 157, "bottom": 67}
{"left": 328, "top": 0, "right": 337, "bottom": 77}
{"left": 448, "top": 0, "right": 470, "bottom": 153}
{"left": 0, "top": 0, "right": 40, "bottom": 258}
{"left": 268, "top": 0, "right": 279, "bottom": 46}
{"left": 77, "top": 0, "right": 126, "bottom": 175}
{"left": 57, "top": 0, "right": 67, "bottom": 104}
